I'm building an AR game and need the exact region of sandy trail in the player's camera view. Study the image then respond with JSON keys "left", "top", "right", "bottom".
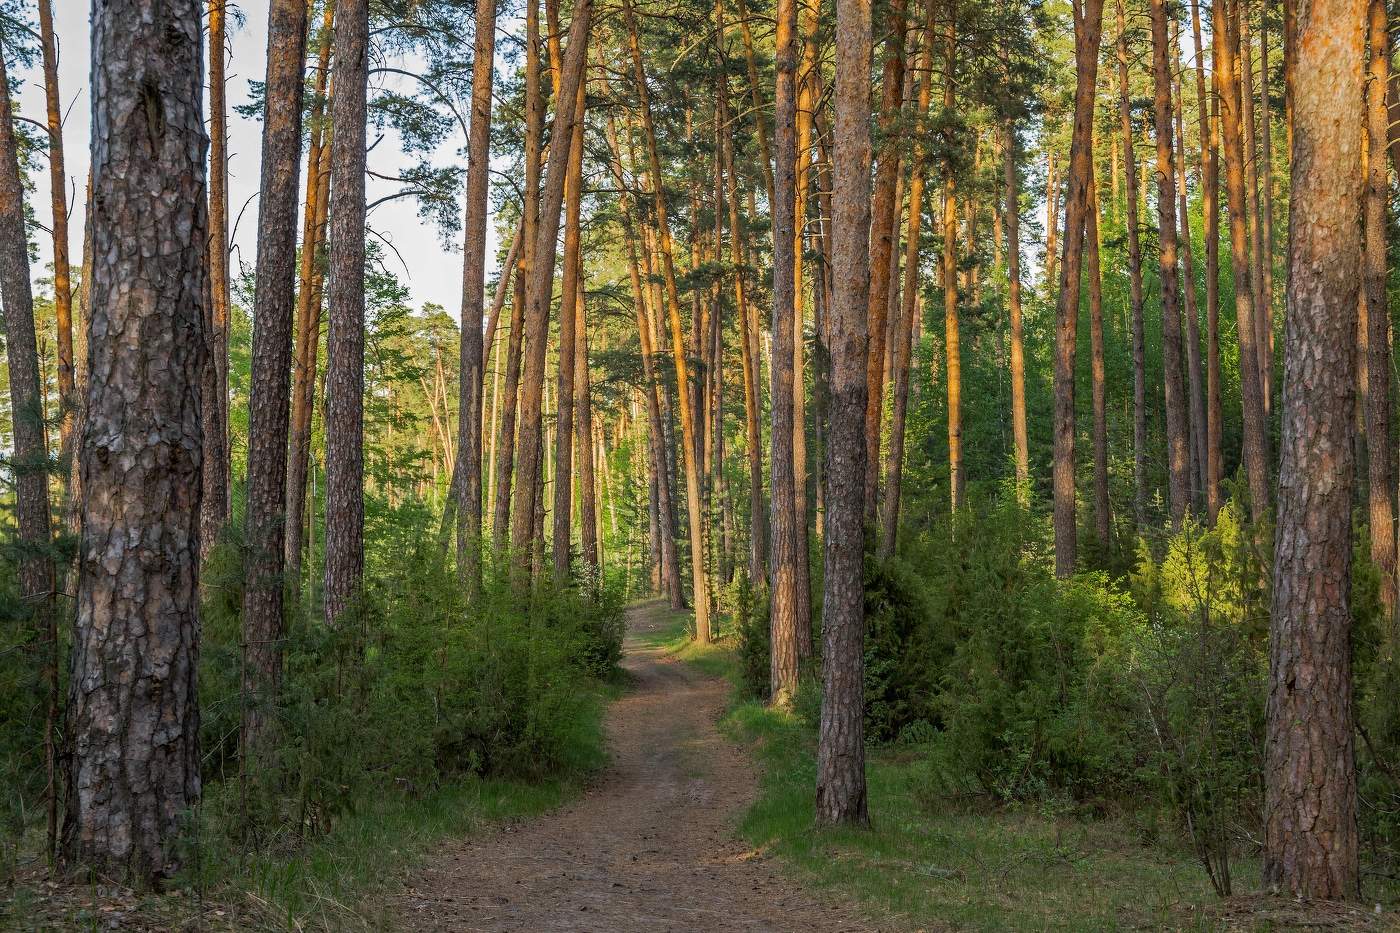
{"left": 392, "top": 599, "right": 878, "bottom": 931}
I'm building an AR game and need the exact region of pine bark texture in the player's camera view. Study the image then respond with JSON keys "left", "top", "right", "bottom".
{"left": 285, "top": 0, "right": 335, "bottom": 584}
{"left": 1149, "top": 0, "right": 1189, "bottom": 525}
{"left": 241, "top": 0, "right": 308, "bottom": 752}
{"left": 1116, "top": 0, "right": 1147, "bottom": 529}
{"left": 458, "top": 0, "right": 499, "bottom": 594}
{"left": 37, "top": 0, "right": 76, "bottom": 482}
{"left": 769, "top": 0, "right": 801, "bottom": 700}
{"left": 816, "top": 0, "right": 871, "bottom": 829}
{"left": 201, "top": 0, "right": 231, "bottom": 560}
{"left": 513, "top": 0, "right": 593, "bottom": 582}
{"left": 64, "top": 0, "right": 208, "bottom": 884}
{"left": 323, "top": 0, "right": 371, "bottom": 626}
{"left": 1216, "top": 0, "right": 1272, "bottom": 521}
{"left": 1053, "top": 0, "right": 1104, "bottom": 578}
{"left": 1264, "top": 0, "right": 1364, "bottom": 899}
{"left": 1364, "top": 0, "right": 1394, "bottom": 612}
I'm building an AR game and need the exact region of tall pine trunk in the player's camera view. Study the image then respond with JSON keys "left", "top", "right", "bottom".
{"left": 241, "top": 0, "right": 308, "bottom": 752}
{"left": 201, "top": 0, "right": 231, "bottom": 561}
{"left": 64, "top": 0, "right": 206, "bottom": 884}
{"left": 323, "top": 0, "right": 370, "bottom": 625}
{"left": 1150, "top": 0, "right": 1190, "bottom": 525}
{"left": 816, "top": 0, "right": 871, "bottom": 830}
{"left": 286, "top": 0, "right": 335, "bottom": 586}
{"left": 1216, "top": 0, "right": 1272, "bottom": 520}
{"left": 457, "top": 0, "right": 499, "bottom": 594}
{"left": 1265, "top": 0, "right": 1364, "bottom": 897}
{"left": 1116, "top": 0, "right": 1148, "bottom": 529}
{"left": 1053, "top": 0, "right": 1105, "bottom": 577}
{"left": 1364, "top": 0, "right": 1395, "bottom": 612}
{"left": 769, "top": 0, "right": 801, "bottom": 696}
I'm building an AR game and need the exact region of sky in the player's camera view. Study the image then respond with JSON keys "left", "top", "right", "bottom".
{"left": 22, "top": 2, "right": 483, "bottom": 322}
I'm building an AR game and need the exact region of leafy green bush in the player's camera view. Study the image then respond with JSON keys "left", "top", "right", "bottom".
{"left": 731, "top": 574, "right": 771, "bottom": 700}
{"left": 196, "top": 505, "right": 621, "bottom": 848}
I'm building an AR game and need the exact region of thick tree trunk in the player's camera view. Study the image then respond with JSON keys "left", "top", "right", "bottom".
{"left": 1265, "top": 0, "right": 1364, "bottom": 898}
{"left": 241, "top": 0, "right": 308, "bottom": 754}
{"left": 816, "top": 0, "right": 871, "bottom": 829}
{"left": 1364, "top": 0, "right": 1395, "bottom": 612}
{"left": 63, "top": 0, "right": 206, "bottom": 884}
{"left": 1116, "top": 0, "right": 1148, "bottom": 530}
{"left": 863, "top": 0, "right": 909, "bottom": 519}
{"left": 1150, "top": 0, "right": 1190, "bottom": 526}
{"left": 1053, "top": 0, "right": 1105, "bottom": 578}
{"left": 286, "top": 0, "right": 335, "bottom": 587}
{"left": 456, "top": 0, "right": 499, "bottom": 595}
{"left": 1217, "top": 0, "right": 1272, "bottom": 520}
{"left": 201, "top": 0, "right": 231, "bottom": 561}
{"left": 769, "top": 0, "right": 801, "bottom": 697}
{"left": 323, "top": 0, "right": 370, "bottom": 626}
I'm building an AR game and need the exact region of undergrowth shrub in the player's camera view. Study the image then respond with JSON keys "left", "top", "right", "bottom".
{"left": 195, "top": 506, "right": 622, "bottom": 853}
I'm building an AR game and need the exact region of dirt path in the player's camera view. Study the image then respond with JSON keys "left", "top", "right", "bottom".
{"left": 393, "top": 599, "right": 879, "bottom": 932}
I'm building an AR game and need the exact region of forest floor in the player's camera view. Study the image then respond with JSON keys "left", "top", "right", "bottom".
{"left": 390, "top": 598, "right": 880, "bottom": 931}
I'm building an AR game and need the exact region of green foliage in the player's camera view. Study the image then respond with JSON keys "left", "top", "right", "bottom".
{"left": 196, "top": 512, "right": 622, "bottom": 853}
{"left": 731, "top": 574, "right": 772, "bottom": 701}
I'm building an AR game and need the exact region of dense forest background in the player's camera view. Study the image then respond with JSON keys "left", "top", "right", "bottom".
{"left": 1, "top": 0, "right": 1398, "bottom": 922}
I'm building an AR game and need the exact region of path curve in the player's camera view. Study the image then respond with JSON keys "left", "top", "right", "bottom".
{"left": 393, "top": 599, "right": 878, "bottom": 931}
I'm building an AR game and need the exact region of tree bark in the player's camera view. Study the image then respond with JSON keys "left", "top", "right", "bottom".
{"left": 286, "top": 0, "right": 335, "bottom": 586}
{"left": 456, "top": 0, "right": 499, "bottom": 595}
{"left": 1006, "top": 121, "right": 1029, "bottom": 499}
{"left": 1173, "top": 21, "right": 1208, "bottom": 509}
{"left": 1191, "top": 0, "right": 1224, "bottom": 522}
{"left": 941, "top": 9, "right": 964, "bottom": 513}
{"left": 0, "top": 29, "right": 58, "bottom": 864}
{"left": 816, "top": 0, "right": 871, "bottom": 829}
{"left": 552, "top": 78, "right": 588, "bottom": 584}
{"left": 1265, "top": 0, "right": 1364, "bottom": 898}
{"left": 1150, "top": 0, "right": 1190, "bottom": 526}
{"left": 201, "top": 0, "right": 231, "bottom": 561}
{"left": 863, "top": 0, "right": 909, "bottom": 519}
{"left": 241, "top": 0, "right": 308, "bottom": 753}
{"left": 769, "top": 0, "right": 801, "bottom": 697}
{"left": 1363, "top": 0, "right": 1395, "bottom": 612}
{"left": 1086, "top": 176, "right": 1110, "bottom": 547}
{"left": 1216, "top": 0, "right": 1272, "bottom": 520}
{"left": 1053, "top": 0, "right": 1105, "bottom": 578}
{"left": 323, "top": 0, "right": 370, "bottom": 626}
{"left": 1116, "top": 0, "right": 1148, "bottom": 530}
{"left": 575, "top": 277, "right": 599, "bottom": 581}
{"left": 64, "top": 0, "right": 206, "bottom": 884}
{"left": 880, "top": 9, "right": 937, "bottom": 556}
{"left": 37, "top": 0, "right": 76, "bottom": 494}
{"left": 512, "top": 0, "right": 593, "bottom": 584}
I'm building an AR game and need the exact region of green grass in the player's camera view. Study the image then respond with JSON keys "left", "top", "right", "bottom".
{"left": 653, "top": 616, "right": 1367, "bottom": 932}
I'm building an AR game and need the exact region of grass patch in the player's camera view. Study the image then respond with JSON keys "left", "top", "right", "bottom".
{"left": 656, "top": 621, "right": 1391, "bottom": 931}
